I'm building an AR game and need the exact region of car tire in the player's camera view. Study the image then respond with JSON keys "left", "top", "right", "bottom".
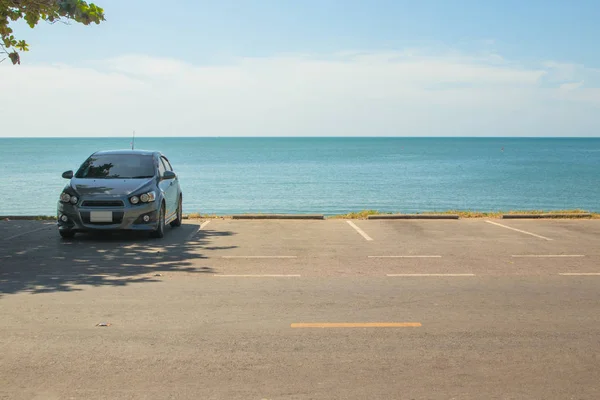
{"left": 170, "top": 196, "right": 182, "bottom": 227}
{"left": 59, "top": 230, "right": 75, "bottom": 239}
{"left": 150, "top": 203, "right": 165, "bottom": 239}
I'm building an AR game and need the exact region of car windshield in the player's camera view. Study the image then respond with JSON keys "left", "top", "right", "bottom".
{"left": 75, "top": 154, "right": 155, "bottom": 179}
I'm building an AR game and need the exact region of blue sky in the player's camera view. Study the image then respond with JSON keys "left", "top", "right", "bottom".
{"left": 14, "top": 0, "right": 600, "bottom": 65}
{"left": 1, "top": 0, "right": 600, "bottom": 137}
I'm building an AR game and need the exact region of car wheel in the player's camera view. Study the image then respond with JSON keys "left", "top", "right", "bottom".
{"left": 150, "top": 203, "right": 165, "bottom": 239}
{"left": 170, "top": 196, "right": 182, "bottom": 227}
{"left": 59, "top": 230, "right": 75, "bottom": 239}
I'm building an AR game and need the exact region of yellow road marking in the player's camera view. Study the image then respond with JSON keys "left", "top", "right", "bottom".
{"left": 559, "top": 273, "right": 600, "bottom": 276}
{"left": 222, "top": 256, "right": 297, "bottom": 259}
{"left": 512, "top": 254, "right": 585, "bottom": 258}
{"left": 291, "top": 322, "right": 421, "bottom": 328}
{"left": 369, "top": 255, "right": 442, "bottom": 258}
{"left": 387, "top": 273, "right": 475, "bottom": 277}
{"left": 215, "top": 274, "right": 301, "bottom": 277}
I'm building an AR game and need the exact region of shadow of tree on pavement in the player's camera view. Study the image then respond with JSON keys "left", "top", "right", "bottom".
{"left": 0, "top": 222, "right": 235, "bottom": 297}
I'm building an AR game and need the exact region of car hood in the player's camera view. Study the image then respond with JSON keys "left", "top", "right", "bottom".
{"left": 70, "top": 178, "right": 154, "bottom": 196}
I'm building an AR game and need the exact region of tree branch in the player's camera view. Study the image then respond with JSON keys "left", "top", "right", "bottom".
{"left": 1, "top": 0, "right": 104, "bottom": 65}
{"left": 0, "top": 42, "right": 8, "bottom": 63}
{"left": 5, "top": 0, "right": 57, "bottom": 7}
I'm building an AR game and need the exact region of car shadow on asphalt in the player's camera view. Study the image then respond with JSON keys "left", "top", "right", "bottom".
{"left": 0, "top": 222, "right": 235, "bottom": 297}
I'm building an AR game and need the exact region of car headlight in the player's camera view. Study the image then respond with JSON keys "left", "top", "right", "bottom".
{"left": 130, "top": 191, "right": 155, "bottom": 205}
{"left": 140, "top": 191, "right": 156, "bottom": 203}
{"left": 70, "top": 196, "right": 78, "bottom": 204}
{"left": 60, "top": 192, "right": 71, "bottom": 203}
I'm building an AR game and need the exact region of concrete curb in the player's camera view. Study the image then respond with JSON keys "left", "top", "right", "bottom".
{"left": 367, "top": 214, "right": 460, "bottom": 220}
{"left": 232, "top": 214, "right": 325, "bottom": 220}
{"left": 502, "top": 213, "right": 592, "bottom": 219}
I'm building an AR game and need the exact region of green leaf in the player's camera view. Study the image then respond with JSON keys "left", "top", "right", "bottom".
{"left": 16, "top": 40, "right": 29, "bottom": 52}
{"left": 9, "top": 10, "right": 22, "bottom": 21}
{"left": 24, "top": 12, "right": 40, "bottom": 28}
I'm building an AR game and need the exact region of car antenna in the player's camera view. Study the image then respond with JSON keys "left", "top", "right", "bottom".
{"left": 131, "top": 130, "right": 135, "bottom": 150}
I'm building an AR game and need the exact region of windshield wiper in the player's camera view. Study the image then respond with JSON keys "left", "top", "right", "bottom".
{"left": 131, "top": 175, "right": 154, "bottom": 179}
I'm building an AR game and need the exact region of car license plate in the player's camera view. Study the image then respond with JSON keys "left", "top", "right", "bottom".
{"left": 90, "top": 211, "right": 113, "bottom": 223}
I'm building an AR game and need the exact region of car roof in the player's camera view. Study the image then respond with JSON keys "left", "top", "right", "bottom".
{"left": 92, "top": 149, "right": 159, "bottom": 156}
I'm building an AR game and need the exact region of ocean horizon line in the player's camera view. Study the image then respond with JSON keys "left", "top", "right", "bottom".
{"left": 2, "top": 136, "right": 599, "bottom": 140}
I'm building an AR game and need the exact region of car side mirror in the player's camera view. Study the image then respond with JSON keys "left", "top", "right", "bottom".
{"left": 62, "top": 170, "right": 74, "bottom": 179}
{"left": 163, "top": 171, "right": 176, "bottom": 180}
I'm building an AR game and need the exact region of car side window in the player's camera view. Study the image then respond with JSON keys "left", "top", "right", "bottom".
{"left": 157, "top": 157, "right": 166, "bottom": 177}
{"left": 161, "top": 157, "right": 173, "bottom": 172}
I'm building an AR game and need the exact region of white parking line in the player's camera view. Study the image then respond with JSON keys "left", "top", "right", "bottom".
{"left": 512, "top": 255, "right": 585, "bottom": 258}
{"left": 559, "top": 273, "right": 600, "bottom": 276}
{"left": 14, "top": 246, "right": 47, "bottom": 255}
{"left": 186, "top": 220, "right": 211, "bottom": 241}
{"left": 387, "top": 273, "right": 475, "bottom": 277}
{"left": 215, "top": 274, "right": 301, "bottom": 277}
{"left": 37, "top": 274, "right": 101, "bottom": 278}
{"left": 221, "top": 256, "right": 297, "bottom": 259}
{"left": 369, "top": 255, "right": 442, "bottom": 258}
{"left": 200, "top": 221, "right": 211, "bottom": 229}
{"left": 36, "top": 274, "right": 144, "bottom": 281}
{"left": 484, "top": 220, "right": 553, "bottom": 241}
{"left": 346, "top": 221, "right": 373, "bottom": 241}
{"left": 3, "top": 226, "right": 52, "bottom": 241}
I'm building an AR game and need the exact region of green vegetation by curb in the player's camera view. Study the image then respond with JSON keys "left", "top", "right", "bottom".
{"left": 328, "top": 210, "right": 500, "bottom": 219}
{"left": 328, "top": 209, "right": 598, "bottom": 220}
{"left": 3, "top": 210, "right": 599, "bottom": 222}
{"left": 328, "top": 210, "right": 386, "bottom": 219}
{"left": 184, "top": 213, "right": 225, "bottom": 220}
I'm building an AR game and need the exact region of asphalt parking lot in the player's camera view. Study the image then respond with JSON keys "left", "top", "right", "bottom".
{"left": 1, "top": 218, "right": 600, "bottom": 399}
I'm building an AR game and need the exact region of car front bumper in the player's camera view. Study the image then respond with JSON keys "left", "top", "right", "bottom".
{"left": 57, "top": 200, "right": 160, "bottom": 232}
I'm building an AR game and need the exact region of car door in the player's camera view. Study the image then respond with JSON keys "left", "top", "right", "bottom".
{"left": 160, "top": 156, "right": 178, "bottom": 219}
{"left": 157, "top": 157, "right": 173, "bottom": 218}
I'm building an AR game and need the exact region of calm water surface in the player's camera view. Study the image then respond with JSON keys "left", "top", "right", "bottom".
{"left": 0, "top": 137, "right": 598, "bottom": 215}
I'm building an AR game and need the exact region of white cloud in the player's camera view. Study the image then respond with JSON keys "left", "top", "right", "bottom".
{"left": 542, "top": 61, "right": 600, "bottom": 86}
{"left": 560, "top": 81, "right": 584, "bottom": 90}
{"left": 542, "top": 61, "right": 579, "bottom": 81}
{"left": 1, "top": 51, "right": 599, "bottom": 137}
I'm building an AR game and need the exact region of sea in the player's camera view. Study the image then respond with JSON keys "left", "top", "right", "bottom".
{"left": 0, "top": 137, "right": 598, "bottom": 216}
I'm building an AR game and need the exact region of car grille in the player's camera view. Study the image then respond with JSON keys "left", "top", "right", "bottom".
{"left": 80, "top": 211, "right": 125, "bottom": 225}
{"left": 81, "top": 200, "right": 125, "bottom": 207}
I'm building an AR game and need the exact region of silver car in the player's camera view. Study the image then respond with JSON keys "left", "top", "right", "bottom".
{"left": 57, "top": 150, "right": 183, "bottom": 239}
